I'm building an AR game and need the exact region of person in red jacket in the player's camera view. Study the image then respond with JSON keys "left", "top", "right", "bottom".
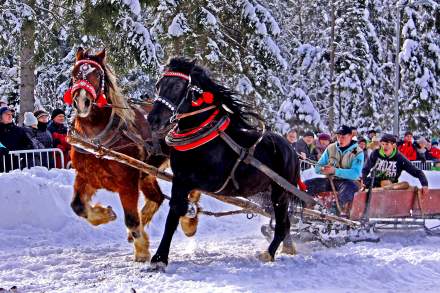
{"left": 398, "top": 131, "right": 417, "bottom": 161}
{"left": 427, "top": 142, "right": 440, "bottom": 160}
{"left": 48, "top": 109, "right": 70, "bottom": 168}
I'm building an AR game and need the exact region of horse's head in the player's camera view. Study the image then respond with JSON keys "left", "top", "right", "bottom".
{"left": 148, "top": 57, "right": 215, "bottom": 133}
{"left": 65, "top": 48, "right": 109, "bottom": 118}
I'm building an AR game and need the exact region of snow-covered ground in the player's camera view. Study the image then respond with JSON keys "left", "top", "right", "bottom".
{"left": 1, "top": 167, "right": 440, "bottom": 292}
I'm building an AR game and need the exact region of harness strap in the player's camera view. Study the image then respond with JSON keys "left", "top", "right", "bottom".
{"left": 176, "top": 105, "right": 217, "bottom": 120}
{"left": 218, "top": 131, "right": 315, "bottom": 205}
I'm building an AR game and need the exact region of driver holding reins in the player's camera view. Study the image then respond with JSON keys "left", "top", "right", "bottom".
{"left": 304, "top": 125, "right": 364, "bottom": 216}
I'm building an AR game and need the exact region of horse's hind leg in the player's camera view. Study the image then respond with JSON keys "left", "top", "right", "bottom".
{"left": 119, "top": 182, "right": 150, "bottom": 262}
{"left": 71, "top": 176, "right": 117, "bottom": 226}
{"left": 180, "top": 190, "right": 201, "bottom": 237}
{"left": 259, "top": 187, "right": 292, "bottom": 262}
{"left": 139, "top": 174, "right": 164, "bottom": 226}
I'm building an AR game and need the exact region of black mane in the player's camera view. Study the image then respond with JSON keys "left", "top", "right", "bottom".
{"left": 165, "top": 57, "right": 261, "bottom": 129}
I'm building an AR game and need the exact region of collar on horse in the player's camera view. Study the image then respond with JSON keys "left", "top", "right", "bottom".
{"left": 157, "top": 71, "right": 231, "bottom": 151}
{"left": 165, "top": 109, "right": 230, "bottom": 151}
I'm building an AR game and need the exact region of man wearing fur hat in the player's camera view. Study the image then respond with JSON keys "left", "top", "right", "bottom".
{"left": 362, "top": 134, "right": 428, "bottom": 196}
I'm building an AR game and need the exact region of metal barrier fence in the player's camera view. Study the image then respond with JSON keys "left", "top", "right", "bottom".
{"left": 300, "top": 160, "right": 437, "bottom": 172}
{"left": 411, "top": 160, "right": 437, "bottom": 171}
{"left": 0, "top": 148, "right": 64, "bottom": 173}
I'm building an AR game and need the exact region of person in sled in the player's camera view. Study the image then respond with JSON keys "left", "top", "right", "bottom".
{"left": 304, "top": 125, "right": 364, "bottom": 216}
{"left": 362, "top": 133, "right": 429, "bottom": 196}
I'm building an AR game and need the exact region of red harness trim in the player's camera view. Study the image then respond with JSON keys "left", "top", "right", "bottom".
{"left": 71, "top": 80, "right": 97, "bottom": 99}
{"left": 171, "top": 109, "right": 220, "bottom": 138}
{"left": 173, "top": 117, "right": 230, "bottom": 151}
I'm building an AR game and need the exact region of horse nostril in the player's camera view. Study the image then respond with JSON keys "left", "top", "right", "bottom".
{"left": 85, "top": 99, "right": 90, "bottom": 107}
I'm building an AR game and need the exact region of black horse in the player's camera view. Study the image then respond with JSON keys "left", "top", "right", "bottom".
{"left": 147, "top": 57, "right": 302, "bottom": 270}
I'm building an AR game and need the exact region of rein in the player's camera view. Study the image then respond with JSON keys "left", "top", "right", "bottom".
{"left": 217, "top": 130, "right": 316, "bottom": 205}
{"left": 175, "top": 105, "right": 217, "bottom": 120}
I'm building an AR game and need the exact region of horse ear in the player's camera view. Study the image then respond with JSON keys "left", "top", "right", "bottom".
{"left": 76, "top": 47, "right": 85, "bottom": 61}
{"left": 96, "top": 48, "right": 107, "bottom": 64}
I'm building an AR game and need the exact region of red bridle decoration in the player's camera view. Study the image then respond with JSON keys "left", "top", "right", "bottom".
{"left": 161, "top": 71, "right": 215, "bottom": 107}
{"left": 63, "top": 60, "right": 108, "bottom": 108}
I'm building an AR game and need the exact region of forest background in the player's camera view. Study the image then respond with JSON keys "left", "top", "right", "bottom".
{"left": 0, "top": 0, "right": 438, "bottom": 136}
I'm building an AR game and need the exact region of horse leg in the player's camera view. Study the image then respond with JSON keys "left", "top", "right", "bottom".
{"left": 150, "top": 182, "right": 191, "bottom": 271}
{"left": 119, "top": 183, "right": 150, "bottom": 262}
{"left": 139, "top": 174, "right": 164, "bottom": 226}
{"left": 180, "top": 190, "right": 201, "bottom": 237}
{"left": 71, "top": 176, "right": 117, "bottom": 226}
{"left": 259, "top": 187, "right": 292, "bottom": 262}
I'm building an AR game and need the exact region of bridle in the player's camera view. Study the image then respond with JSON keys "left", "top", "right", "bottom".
{"left": 153, "top": 71, "right": 216, "bottom": 123}
{"left": 64, "top": 59, "right": 109, "bottom": 108}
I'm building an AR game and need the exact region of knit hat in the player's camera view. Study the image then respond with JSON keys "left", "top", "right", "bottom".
{"left": 380, "top": 133, "right": 397, "bottom": 144}
{"left": 34, "top": 110, "right": 49, "bottom": 119}
{"left": 0, "top": 106, "right": 11, "bottom": 116}
{"left": 51, "top": 108, "right": 65, "bottom": 120}
{"left": 24, "top": 112, "right": 38, "bottom": 126}
{"left": 318, "top": 133, "right": 331, "bottom": 141}
{"left": 417, "top": 137, "right": 428, "bottom": 145}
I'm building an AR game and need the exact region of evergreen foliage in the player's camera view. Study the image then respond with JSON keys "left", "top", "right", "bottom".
{"left": 0, "top": 0, "right": 438, "bottom": 136}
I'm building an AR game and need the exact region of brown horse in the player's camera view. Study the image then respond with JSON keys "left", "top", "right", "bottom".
{"left": 68, "top": 48, "right": 169, "bottom": 262}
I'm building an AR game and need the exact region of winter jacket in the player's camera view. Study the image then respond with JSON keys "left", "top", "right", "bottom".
{"left": 0, "top": 123, "right": 33, "bottom": 151}
{"left": 48, "top": 120, "right": 71, "bottom": 167}
{"left": 398, "top": 141, "right": 417, "bottom": 161}
{"left": 427, "top": 147, "right": 440, "bottom": 160}
{"left": 315, "top": 139, "right": 328, "bottom": 160}
{"left": 35, "top": 123, "right": 53, "bottom": 148}
{"left": 0, "top": 123, "right": 34, "bottom": 171}
{"left": 296, "top": 138, "right": 318, "bottom": 161}
{"left": 315, "top": 141, "right": 364, "bottom": 181}
{"left": 23, "top": 127, "right": 46, "bottom": 149}
{"left": 362, "top": 148, "right": 428, "bottom": 187}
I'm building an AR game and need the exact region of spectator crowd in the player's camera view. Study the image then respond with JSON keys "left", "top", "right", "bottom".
{"left": 0, "top": 98, "right": 70, "bottom": 172}
{"left": 285, "top": 127, "right": 440, "bottom": 171}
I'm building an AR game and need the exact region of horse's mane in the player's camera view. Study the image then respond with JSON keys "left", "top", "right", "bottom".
{"left": 166, "top": 57, "right": 261, "bottom": 129}
{"left": 83, "top": 51, "right": 134, "bottom": 124}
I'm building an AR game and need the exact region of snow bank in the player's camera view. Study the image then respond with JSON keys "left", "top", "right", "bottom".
{"left": 1, "top": 168, "right": 440, "bottom": 292}
{"left": 0, "top": 167, "right": 265, "bottom": 246}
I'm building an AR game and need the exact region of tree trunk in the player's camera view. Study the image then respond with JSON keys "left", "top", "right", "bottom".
{"left": 19, "top": 0, "right": 36, "bottom": 125}
{"left": 328, "top": 0, "right": 336, "bottom": 131}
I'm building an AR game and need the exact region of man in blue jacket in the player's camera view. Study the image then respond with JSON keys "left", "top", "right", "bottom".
{"left": 305, "top": 125, "right": 364, "bottom": 215}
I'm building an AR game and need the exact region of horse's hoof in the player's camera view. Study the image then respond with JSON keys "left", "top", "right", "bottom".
{"left": 135, "top": 253, "right": 151, "bottom": 263}
{"left": 108, "top": 207, "right": 117, "bottom": 220}
{"left": 281, "top": 243, "right": 297, "bottom": 255}
{"left": 145, "top": 261, "right": 166, "bottom": 272}
{"left": 257, "top": 251, "right": 274, "bottom": 262}
{"left": 180, "top": 216, "right": 198, "bottom": 237}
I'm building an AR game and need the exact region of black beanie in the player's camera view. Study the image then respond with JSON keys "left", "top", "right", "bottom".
{"left": 51, "top": 108, "right": 65, "bottom": 120}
